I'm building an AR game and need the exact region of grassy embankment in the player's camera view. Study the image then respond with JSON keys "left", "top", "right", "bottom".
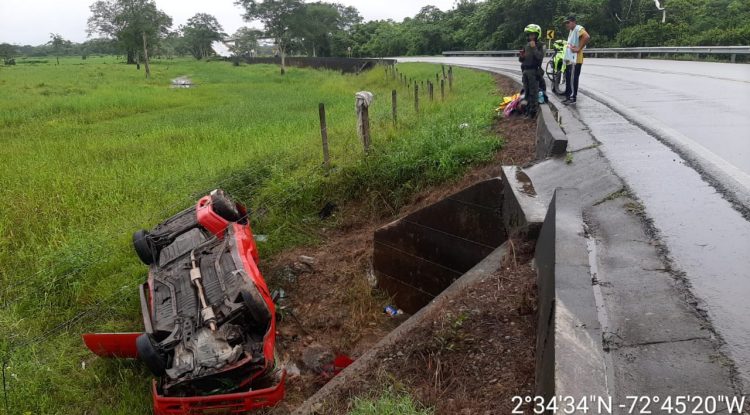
{"left": 0, "top": 56, "right": 500, "bottom": 414}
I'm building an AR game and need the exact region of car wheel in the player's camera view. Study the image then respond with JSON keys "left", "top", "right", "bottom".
{"left": 136, "top": 333, "right": 168, "bottom": 377}
{"left": 211, "top": 191, "right": 242, "bottom": 222}
{"left": 241, "top": 287, "right": 271, "bottom": 327}
{"left": 133, "top": 229, "right": 157, "bottom": 265}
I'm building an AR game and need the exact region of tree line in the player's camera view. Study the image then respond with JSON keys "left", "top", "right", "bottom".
{"left": 2, "top": 0, "right": 748, "bottom": 67}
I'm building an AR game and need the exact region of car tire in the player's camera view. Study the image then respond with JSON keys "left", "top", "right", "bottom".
{"left": 136, "top": 333, "right": 168, "bottom": 377}
{"left": 133, "top": 229, "right": 157, "bottom": 265}
{"left": 211, "top": 192, "right": 242, "bottom": 222}
{"left": 241, "top": 287, "right": 271, "bottom": 327}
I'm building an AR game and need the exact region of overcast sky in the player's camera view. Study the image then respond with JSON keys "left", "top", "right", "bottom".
{"left": 0, "top": 0, "right": 458, "bottom": 45}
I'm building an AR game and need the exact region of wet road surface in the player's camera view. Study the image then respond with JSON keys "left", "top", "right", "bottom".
{"left": 399, "top": 56, "right": 750, "bottom": 389}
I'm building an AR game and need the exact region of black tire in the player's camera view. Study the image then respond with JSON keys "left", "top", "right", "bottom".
{"left": 241, "top": 287, "right": 272, "bottom": 327}
{"left": 545, "top": 60, "right": 555, "bottom": 82}
{"left": 136, "top": 333, "right": 168, "bottom": 377}
{"left": 133, "top": 229, "right": 158, "bottom": 265}
{"left": 211, "top": 191, "right": 242, "bottom": 222}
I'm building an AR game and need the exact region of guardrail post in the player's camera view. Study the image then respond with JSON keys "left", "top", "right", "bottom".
{"left": 731, "top": 53, "right": 736, "bottom": 63}
{"left": 614, "top": 52, "right": 618, "bottom": 59}
{"left": 638, "top": 52, "right": 642, "bottom": 59}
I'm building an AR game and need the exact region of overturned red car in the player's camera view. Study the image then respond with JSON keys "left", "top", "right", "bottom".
{"left": 83, "top": 189, "right": 285, "bottom": 414}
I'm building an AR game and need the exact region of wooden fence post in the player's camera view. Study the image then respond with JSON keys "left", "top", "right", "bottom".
{"left": 362, "top": 106, "right": 370, "bottom": 153}
{"left": 392, "top": 90, "right": 397, "bottom": 125}
{"left": 440, "top": 79, "right": 445, "bottom": 101}
{"left": 429, "top": 81, "right": 434, "bottom": 101}
{"left": 414, "top": 84, "right": 419, "bottom": 113}
{"left": 442, "top": 65, "right": 446, "bottom": 79}
{"left": 448, "top": 66, "right": 453, "bottom": 90}
{"left": 319, "top": 103, "right": 330, "bottom": 167}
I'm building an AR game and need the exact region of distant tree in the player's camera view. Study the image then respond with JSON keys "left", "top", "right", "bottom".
{"left": 48, "top": 33, "right": 70, "bottom": 64}
{"left": 0, "top": 43, "right": 17, "bottom": 59}
{"left": 228, "top": 27, "right": 262, "bottom": 57}
{"left": 181, "top": 13, "right": 226, "bottom": 60}
{"left": 235, "top": 0, "right": 303, "bottom": 74}
{"left": 87, "top": 0, "right": 172, "bottom": 75}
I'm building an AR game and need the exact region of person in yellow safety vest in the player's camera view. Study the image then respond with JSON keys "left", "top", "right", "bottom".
{"left": 562, "top": 15, "right": 590, "bottom": 105}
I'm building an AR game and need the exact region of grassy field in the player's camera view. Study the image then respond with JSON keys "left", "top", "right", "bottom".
{"left": 0, "top": 56, "right": 500, "bottom": 414}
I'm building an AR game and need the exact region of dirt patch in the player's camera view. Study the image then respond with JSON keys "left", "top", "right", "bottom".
{"left": 260, "top": 73, "right": 538, "bottom": 413}
{"left": 316, "top": 240, "right": 538, "bottom": 415}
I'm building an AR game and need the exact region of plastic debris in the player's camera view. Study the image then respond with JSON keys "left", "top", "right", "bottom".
{"left": 299, "top": 255, "right": 316, "bottom": 266}
{"left": 320, "top": 354, "right": 354, "bottom": 380}
{"left": 254, "top": 234, "right": 268, "bottom": 243}
{"left": 285, "top": 362, "right": 301, "bottom": 379}
{"left": 384, "top": 305, "right": 403, "bottom": 317}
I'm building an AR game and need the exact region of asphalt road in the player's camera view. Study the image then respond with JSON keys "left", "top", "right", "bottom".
{"left": 399, "top": 56, "right": 750, "bottom": 389}
{"left": 400, "top": 57, "right": 750, "bottom": 207}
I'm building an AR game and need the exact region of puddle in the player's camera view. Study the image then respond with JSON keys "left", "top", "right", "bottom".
{"left": 516, "top": 169, "right": 537, "bottom": 196}
{"left": 171, "top": 76, "right": 193, "bottom": 88}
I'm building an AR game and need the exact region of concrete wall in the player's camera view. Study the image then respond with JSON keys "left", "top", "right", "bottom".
{"left": 536, "top": 105, "right": 568, "bottom": 159}
{"left": 373, "top": 178, "right": 505, "bottom": 313}
{"left": 236, "top": 57, "right": 394, "bottom": 73}
{"left": 534, "top": 189, "right": 609, "bottom": 403}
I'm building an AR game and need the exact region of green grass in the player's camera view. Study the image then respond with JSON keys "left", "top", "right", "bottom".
{"left": 349, "top": 388, "right": 433, "bottom": 415}
{"left": 0, "top": 56, "right": 501, "bottom": 414}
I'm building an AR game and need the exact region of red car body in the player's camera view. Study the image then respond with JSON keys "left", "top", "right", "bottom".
{"left": 83, "top": 190, "right": 284, "bottom": 414}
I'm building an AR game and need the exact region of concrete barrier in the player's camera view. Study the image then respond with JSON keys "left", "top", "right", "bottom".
{"left": 534, "top": 188, "right": 609, "bottom": 403}
{"left": 373, "top": 178, "right": 505, "bottom": 313}
{"left": 536, "top": 105, "right": 568, "bottom": 159}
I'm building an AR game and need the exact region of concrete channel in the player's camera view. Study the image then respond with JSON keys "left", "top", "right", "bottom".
{"left": 291, "top": 69, "right": 749, "bottom": 414}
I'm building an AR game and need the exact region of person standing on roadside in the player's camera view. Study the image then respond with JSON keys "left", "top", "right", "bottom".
{"left": 519, "top": 24, "right": 544, "bottom": 118}
{"left": 562, "top": 15, "right": 590, "bottom": 105}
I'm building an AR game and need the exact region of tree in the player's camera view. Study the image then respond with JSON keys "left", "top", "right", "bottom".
{"left": 47, "top": 33, "right": 71, "bottom": 64}
{"left": 87, "top": 0, "right": 172, "bottom": 73}
{"left": 181, "top": 13, "right": 226, "bottom": 60}
{"left": 0, "top": 43, "right": 17, "bottom": 60}
{"left": 228, "top": 27, "right": 262, "bottom": 57}
{"left": 235, "top": 0, "right": 303, "bottom": 74}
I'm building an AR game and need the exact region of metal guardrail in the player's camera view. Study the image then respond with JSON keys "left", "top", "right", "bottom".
{"left": 443, "top": 46, "right": 750, "bottom": 62}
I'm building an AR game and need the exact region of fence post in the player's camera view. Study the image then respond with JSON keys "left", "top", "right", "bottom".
{"left": 429, "top": 81, "right": 434, "bottom": 101}
{"left": 414, "top": 84, "right": 419, "bottom": 113}
{"left": 440, "top": 79, "right": 445, "bottom": 101}
{"left": 392, "top": 90, "right": 397, "bottom": 125}
{"left": 356, "top": 92, "right": 372, "bottom": 154}
{"left": 731, "top": 53, "right": 736, "bottom": 63}
{"left": 2, "top": 357, "right": 8, "bottom": 415}
{"left": 442, "top": 64, "right": 446, "bottom": 79}
{"left": 362, "top": 106, "right": 370, "bottom": 153}
{"left": 448, "top": 66, "right": 453, "bottom": 91}
{"left": 318, "top": 103, "right": 330, "bottom": 167}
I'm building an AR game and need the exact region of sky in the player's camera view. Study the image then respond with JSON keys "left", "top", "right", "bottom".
{"left": 0, "top": 0, "right": 458, "bottom": 46}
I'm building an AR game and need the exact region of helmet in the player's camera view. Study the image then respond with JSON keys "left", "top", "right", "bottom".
{"left": 524, "top": 24, "right": 542, "bottom": 39}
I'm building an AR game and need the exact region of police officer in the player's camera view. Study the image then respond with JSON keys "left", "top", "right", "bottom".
{"left": 519, "top": 24, "right": 544, "bottom": 118}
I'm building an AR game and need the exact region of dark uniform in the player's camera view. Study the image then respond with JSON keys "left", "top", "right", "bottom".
{"left": 520, "top": 41, "right": 544, "bottom": 117}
